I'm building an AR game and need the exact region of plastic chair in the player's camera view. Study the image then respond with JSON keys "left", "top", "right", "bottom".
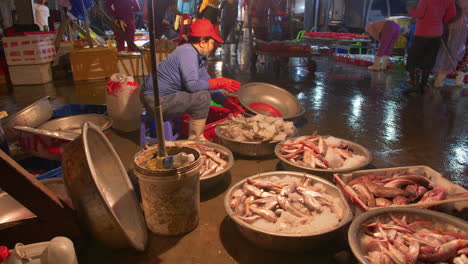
{"left": 140, "top": 111, "right": 180, "bottom": 146}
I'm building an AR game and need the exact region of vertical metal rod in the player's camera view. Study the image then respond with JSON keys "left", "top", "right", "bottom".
{"left": 313, "top": 0, "right": 319, "bottom": 32}
{"left": 147, "top": 0, "right": 167, "bottom": 158}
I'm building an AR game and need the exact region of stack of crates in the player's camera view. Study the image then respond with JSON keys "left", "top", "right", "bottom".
{"left": 2, "top": 32, "right": 56, "bottom": 85}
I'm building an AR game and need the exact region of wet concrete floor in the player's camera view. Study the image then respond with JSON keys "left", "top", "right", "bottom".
{"left": 0, "top": 41, "right": 467, "bottom": 263}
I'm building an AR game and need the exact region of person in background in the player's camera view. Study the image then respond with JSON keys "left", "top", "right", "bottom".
{"left": 140, "top": 19, "right": 243, "bottom": 141}
{"left": 432, "top": 0, "right": 467, "bottom": 88}
{"left": 365, "top": 20, "right": 401, "bottom": 71}
{"left": 198, "top": 0, "right": 220, "bottom": 25}
{"left": 220, "top": 0, "right": 238, "bottom": 43}
{"left": 162, "top": 0, "right": 185, "bottom": 39}
{"left": 34, "top": 0, "right": 49, "bottom": 31}
{"left": 248, "top": 0, "right": 288, "bottom": 41}
{"left": 404, "top": 0, "right": 456, "bottom": 94}
{"left": 106, "top": 0, "right": 140, "bottom": 52}
{"left": 0, "top": 0, "right": 15, "bottom": 33}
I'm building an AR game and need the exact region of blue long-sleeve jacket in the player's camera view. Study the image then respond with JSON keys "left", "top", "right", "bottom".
{"left": 142, "top": 44, "right": 212, "bottom": 96}
{"left": 142, "top": 43, "right": 226, "bottom": 104}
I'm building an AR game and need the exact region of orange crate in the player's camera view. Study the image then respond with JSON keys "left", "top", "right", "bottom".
{"left": 70, "top": 47, "right": 117, "bottom": 81}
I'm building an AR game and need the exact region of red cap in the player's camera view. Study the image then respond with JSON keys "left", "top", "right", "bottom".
{"left": 189, "top": 19, "right": 224, "bottom": 43}
{"left": 0, "top": 246, "right": 10, "bottom": 261}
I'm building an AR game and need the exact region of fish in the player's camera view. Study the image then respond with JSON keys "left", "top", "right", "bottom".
{"left": 218, "top": 114, "right": 296, "bottom": 143}
{"left": 250, "top": 207, "right": 278, "bottom": 223}
{"left": 276, "top": 195, "right": 305, "bottom": 217}
{"left": 242, "top": 183, "right": 274, "bottom": 198}
{"left": 375, "top": 198, "right": 392, "bottom": 207}
{"left": 365, "top": 182, "right": 414, "bottom": 198}
{"left": 352, "top": 183, "right": 376, "bottom": 207}
{"left": 247, "top": 178, "right": 282, "bottom": 193}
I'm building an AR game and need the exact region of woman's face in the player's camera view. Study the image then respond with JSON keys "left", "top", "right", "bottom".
{"left": 199, "top": 38, "right": 216, "bottom": 56}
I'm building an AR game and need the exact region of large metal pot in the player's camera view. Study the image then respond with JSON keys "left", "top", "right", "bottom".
{"left": 348, "top": 207, "right": 468, "bottom": 264}
{"left": 215, "top": 126, "right": 279, "bottom": 157}
{"left": 2, "top": 96, "right": 53, "bottom": 142}
{"left": 275, "top": 136, "right": 372, "bottom": 181}
{"left": 62, "top": 122, "right": 147, "bottom": 251}
{"left": 238, "top": 82, "right": 304, "bottom": 120}
{"left": 16, "top": 114, "right": 113, "bottom": 161}
{"left": 224, "top": 171, "right": 353, "bottom": 251}
{"left": 39, "top": 114, "right": 113, "bottom": 133}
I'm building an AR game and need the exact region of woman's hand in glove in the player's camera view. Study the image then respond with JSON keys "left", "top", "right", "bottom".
{"left": 208, "top": 78, "right": 241, "bottom": 93}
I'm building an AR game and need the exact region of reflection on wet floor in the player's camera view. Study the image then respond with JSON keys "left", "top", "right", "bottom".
{"left": 0, "top": 42, "right": 467, "bottom": 188}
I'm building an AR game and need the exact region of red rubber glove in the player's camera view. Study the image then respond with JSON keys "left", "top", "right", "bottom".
{"left": 222, "top": 97, "right": 245, "bottom": 113}
{"left": 208, "top": 78, "right": 241, "bottom": 93}
{"left": 276, "top": 11, "right": 288, "bottom": 17}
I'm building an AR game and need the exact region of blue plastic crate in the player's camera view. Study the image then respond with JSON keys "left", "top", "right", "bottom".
{"left": 18, "top": 157, "right": 62, "bottom": 179}
{"left": 36, "top": 167, "right": 63, "bottom": 180}
{"left": 52, "top": 104, "right": 107, "bottom": 119}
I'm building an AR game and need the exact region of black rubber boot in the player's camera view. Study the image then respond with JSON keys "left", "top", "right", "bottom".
{"left": 420, "top": 70, "right": 430, "bottom": 94}
{"left": 404, "top": 69, "right": 420, "bottom": 95}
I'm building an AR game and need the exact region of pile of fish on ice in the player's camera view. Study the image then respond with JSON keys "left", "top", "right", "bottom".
{"left": 277, "top": 135, "right": 367, "bottom": 170}
{"left": 217, "top": 114, "right": 296, "bottom": 143}
{"left": 360, "top": 213, "right": 468, "bottom": 264}
{"left": 229, "top": 175, "right": 348, "bottom": 234}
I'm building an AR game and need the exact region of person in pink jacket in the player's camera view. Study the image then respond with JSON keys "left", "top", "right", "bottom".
{"left": 365, "top": 20, "right": 401, "bottom": 71}
{"left": 404, "top": 0, "right": 456, "bottom": 94}
{"left": 106, "top": 0, "right": 140, "bottom": 52}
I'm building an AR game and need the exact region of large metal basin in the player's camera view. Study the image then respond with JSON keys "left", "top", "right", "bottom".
{"left": 62, "top": 122, "right": 147, "bottom": 251}
{"left": 348, "top": 207, "right": 468, "bottom": 264}
{"left": 0, "top": 178, "right": 71, "bottom": 229}
{"left": 238, "top": 82, "right": 304, "bottom": 120}
{"left": 2, "top": 96, "right": 53, "bottom": 142}
{"left": 215, "top": 126, "right": 278, "bottom": 157}
{"left": 224, "top": 171, "right": 353, "bottom": 251}
{"left": 39, "top": 114, "right": 113, "bottom": 133}
{"left": 150, "top": 140, "right": 234, "bottom": 192}
{"left": 16, "top": 114, "right": 113, "bottom": 160}
{"left": 275, "top": 136, "right": 372, "bottom": 181}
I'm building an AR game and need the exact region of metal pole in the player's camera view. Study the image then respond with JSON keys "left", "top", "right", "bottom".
{"left": 147, "top": 0, "right": 167, "bottom": 158}
{"left": 313, "top": 0, "right": 319, "bottom": 31}
{"left": 441, "top": 39, "right": 457, "bottom": 72}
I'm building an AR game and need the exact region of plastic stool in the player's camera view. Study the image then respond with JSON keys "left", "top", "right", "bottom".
{"left": 140, "top": 111, "right": 180, "bottom": 146}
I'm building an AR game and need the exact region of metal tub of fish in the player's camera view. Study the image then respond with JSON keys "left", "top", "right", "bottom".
{"left": 16, "top": 114, "right": 113, "bottom": 160}
{"left": 215, "top": 114, "right": 296, "bottom": 157}
{"left": 143, "top": 140, "right": 234, "bottom": 192}
{"left": 238, "top": 82, "right": 305, "bottom": 120}
{"left": 275, "top": 135, "right": 372, "bottom": 181}
{"left": 334, "top": 166, "right": 468, "bottom": 216}
{"left": 348, "top": 207, "right": 468, "bottom": 264}
{"left": 2, "top": 96, "right": 53, "bottom": 142}
{"left": 224, "top": 171, "right": 353, "bottom": 251}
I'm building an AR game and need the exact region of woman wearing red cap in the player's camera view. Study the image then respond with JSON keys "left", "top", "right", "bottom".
{"left": 141, "top": 19, "right": 242, "bottom": 140}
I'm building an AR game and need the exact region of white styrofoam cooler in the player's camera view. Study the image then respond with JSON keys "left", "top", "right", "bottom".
{"left": 8, "top": 63, "right": 53, "bottom": 85}
{"left": 2, "top": 33, "right": 56, "bottom": 66}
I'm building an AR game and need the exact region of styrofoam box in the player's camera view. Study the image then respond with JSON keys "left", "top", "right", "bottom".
{"left": 8, "top": 63, "right": 53, "bottom": 85}
{"left": 2, "top": 33, "right": 57, "bottom": 66}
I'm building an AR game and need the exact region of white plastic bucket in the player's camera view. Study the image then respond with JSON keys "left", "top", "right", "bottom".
{"left": 105, "top": 73, "right": 142, "bottom": 132}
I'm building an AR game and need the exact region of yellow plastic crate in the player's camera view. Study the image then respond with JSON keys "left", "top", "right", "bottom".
{"left": 70, "top": 47, "right": 117, "bottom": 81}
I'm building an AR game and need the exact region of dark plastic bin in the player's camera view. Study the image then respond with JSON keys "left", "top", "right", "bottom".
{"left": 18, "top": 157, "right": 62, "bottom": 179}
{"left": 52, "top": 104, "right": 107, "bottom": 119}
